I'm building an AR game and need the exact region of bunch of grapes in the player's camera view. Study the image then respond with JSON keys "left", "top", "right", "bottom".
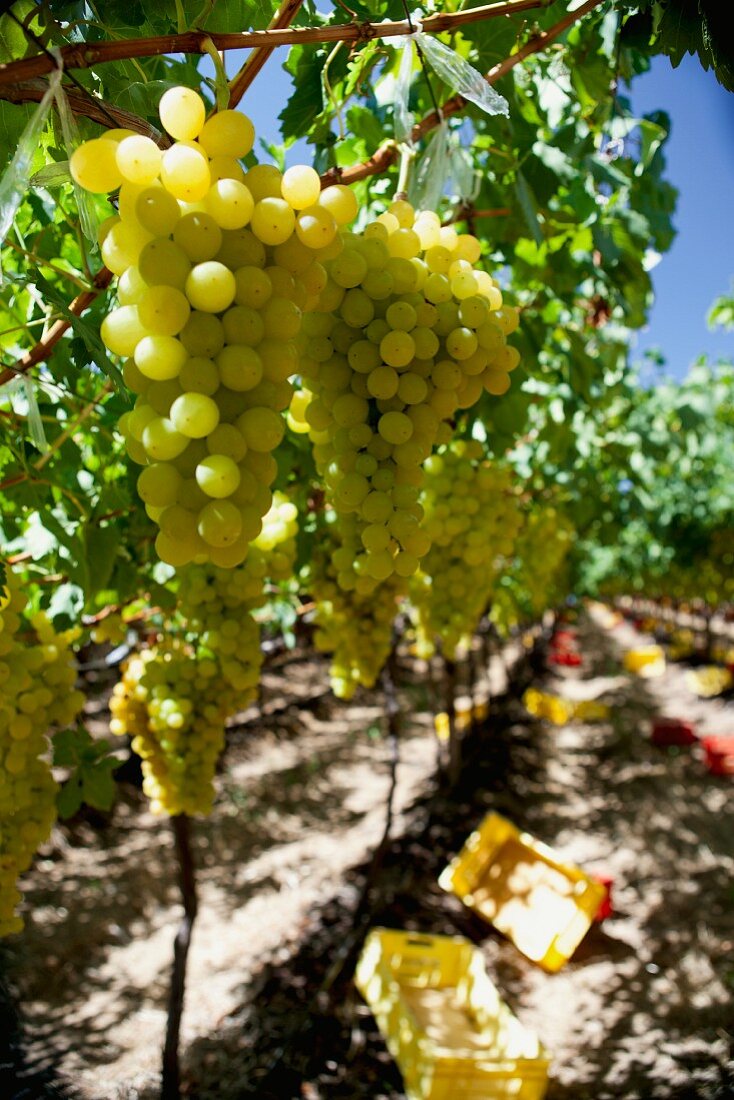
{"left": 0, "top": 571, "right": 84, "bottom": 936}
{"left": 409, "top": 442, "right": 524, "bottom": 659}
{"left": 289, "top": 198, "right": 522, "bottom": 593}
{"left": 308, "top": 519, "right": 404, "bottom": 699}
{"left": 510, "top": 506, "right": 574, "bottom": 618}
{"left": 110, "top": 494, "right": 298, "bottom": 814}
{"left": 71, "top": 86, "right": 356, "bottom": 567}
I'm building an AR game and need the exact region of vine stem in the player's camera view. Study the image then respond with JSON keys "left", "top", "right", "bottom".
{"left": 0, "top": 267, "right": 112, "bottom": 388}
{"left": 161, "top": 814, "right": 198, "bottom": 1100}
{"left": 0, "top": 0, "right": 549, "bottom": 87}
{"left": 0, "top": 0, "right": 603, "bottom": 386}
{"left": 227, "top": 0, "right": 306, "bottom": 109}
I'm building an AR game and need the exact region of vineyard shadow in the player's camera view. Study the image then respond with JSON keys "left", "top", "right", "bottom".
{"left": 173, "top": 614, "right": 734, "bottom": 1100}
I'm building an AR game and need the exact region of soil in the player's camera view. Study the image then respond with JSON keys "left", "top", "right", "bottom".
{"left": 1, "top": 606, "right": 733, "bottom": 1100}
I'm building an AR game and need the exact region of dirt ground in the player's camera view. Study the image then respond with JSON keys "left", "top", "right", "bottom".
{"left": 1, "top": 606, "right": 733, "bottom": 1100}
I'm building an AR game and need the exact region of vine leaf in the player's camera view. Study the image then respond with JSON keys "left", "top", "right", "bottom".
{"left": 54, "top": 727, "right": 120, "bottom": 818}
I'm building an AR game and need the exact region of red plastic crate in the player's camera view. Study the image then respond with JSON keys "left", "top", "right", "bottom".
{"left": 651, "top": 717, "right": 698, "bottom": 747}
{"left": 701, "top": 735, "right": 734, "bottom": 776}
{"left": 591, "top": 873, "right": 614, "bottom": 922}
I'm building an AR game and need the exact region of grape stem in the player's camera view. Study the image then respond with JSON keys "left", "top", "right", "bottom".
{"left": 1, "top": 0, "right": 602, "bottom": 385}
{"left": 0, "top": 0, "right": 551, "bottom": 87}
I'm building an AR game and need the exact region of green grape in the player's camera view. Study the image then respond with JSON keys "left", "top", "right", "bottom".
{"left": 69, "top": 138, "right": 122, "bottom": 192}
{"left": 161, "top": 144, "right": 210, "bottom": 202}
{"left": 159, "top": 86, "right": 206, "bottom": 141}
{"left": 281, "top": 164, "right": 321, "bottom": 209}
{"left": 137, "top": 285, "right": 191, "bottom": 336}
{"left": 174, "top": 213, "right": 223, "bottom": 262}
{"left": 205, "top": 179, "right": 254, "bottom": 230}
{"left": 185, "top": 261, "right": 236, "bottom": 313}
{"left": 116, "top": 135, "right": 162, "bottom": 186}
{"left": 198, "top": 109, "right": 255, "bottom": 158}
{"left": 170, "top": 393, "right": 220, "bottom": 438}
{"left": 136, "top": 186, "right": 181, "bottom": 236}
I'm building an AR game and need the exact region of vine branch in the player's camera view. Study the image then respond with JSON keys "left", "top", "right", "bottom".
{"left": 0, "top": 0, "right": 547, "bottom": 87}
{"left": 323, "top": 0, "right": 604, "bottom": 186}
{"left": 227, "top": 0, "right": 305, "bottom": 109}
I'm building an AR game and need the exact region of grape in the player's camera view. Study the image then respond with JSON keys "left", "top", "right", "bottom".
{"left": 196, "top": 454, "right": 241, "bottom": 498}
{"left": 296, "top": 206, "right": 337, "bottom": 249}
{"left": 159, "top": 86, "right": 206, "bottom": 141}
{"left": 174, "top": 213, "right": 223, "bottom": 262}
{"left": 137, "top": 286, "right": 190, "bottom": 336}
{"left": 205, "top": 179, "right": 254, "bottom": 230}
{"left": 170, "top": 392, "right": 220, "bottom": 438}
{"left": 281, "top": 165, "right": 321, "bottom": 210}
{"left": 136, "top": 186, "right": 181, "bottom": 236}
{"left": 137, "top": 462, "right": 181, "bottom": 506}
{"left": 101, "top": 306, "right": 147, "bottom": 356}
{"left": 161, "top": 144, "right": 211, "bottom": 202}
{"left": 250, "top": 198, "right": 296, "bottom": 246}
{"left": 318, "top": 185, "right": 358, "bottom": 226}
{"left": 139, "top": 239, "right": 192, "bottom": 290}
{"left": 115, "top": 135, "right": 162, "bottom": 186}
{"left": 198, "top": 110, "right": 255, "bottom": 158}
{"left": 185, "top": 261, "right": 236, "bottom": 313}
{"left": 134, "top": 335, "right": 187, "bottom": 380}
{"left": 69, "top": 138, "right": 122, "bottom": 192}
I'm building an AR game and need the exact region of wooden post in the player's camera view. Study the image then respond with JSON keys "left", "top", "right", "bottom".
{"left": 161, "top": 814, "right": 198, "bottom": 1100}
{"left": 444, "top": 653, "right": 460, "bottom": 785}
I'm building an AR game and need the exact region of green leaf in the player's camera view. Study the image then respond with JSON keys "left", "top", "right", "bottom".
{"left": 280, "top": 46, "right": 326, "bottom": 141}
{"left": 57, "top": 778, "right": 83, "bottom": 820}
{"left": 514, "top": 170, "right": 543, "bottom": 246}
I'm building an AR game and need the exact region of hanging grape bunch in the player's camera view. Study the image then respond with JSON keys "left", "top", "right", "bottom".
{"left": 290, "top": 198, "right": 522, "bottom": 594}
{"left": 0, "top": 570, "right": 84, "bottom": 935}
{"left": 71, "top": 87, "right": 357, "bottom": 568}
{"left": 109, "top": 493, "right": 298, "bottom": 815}
{"left": 409, "top": 441, "right": 524, "bottom": 659}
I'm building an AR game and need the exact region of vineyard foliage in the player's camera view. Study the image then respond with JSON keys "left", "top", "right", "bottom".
{"left": 0, "top": 0, "right": 732, "bottom": 932}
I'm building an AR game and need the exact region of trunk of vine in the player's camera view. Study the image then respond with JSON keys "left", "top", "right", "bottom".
{"left": 161, "top": 813, "right": 198, "bottom": 1100}
{"left": 444, "top": 654, "right": 460, "bottom": 785}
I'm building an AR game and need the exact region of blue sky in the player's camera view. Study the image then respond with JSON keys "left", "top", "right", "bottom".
{"left": 628, "top": 54, "right": 734, "bottom": 376}
{"left": 205, "top": 39, "right": 733, "bottom": 378}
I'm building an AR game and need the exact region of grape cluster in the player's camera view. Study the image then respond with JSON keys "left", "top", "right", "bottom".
{"left": 71, "top": 86, "right": 356, "bottom": 567}
{"left": 512, "top": 507, "right": 574, "bottom": 618}
{"left": 110, "top": 495, "right": 298, "bottom": 814}
{"left": 0, "top": 572, "right": 84, "bottom": 936}
{"left": 308, "top": 520, "right": 404, "bottom": 699}
{"left": 290, "top": 199, "right": 522, "bottom": 593}
{"left": 409, "top": 442, "right": 524, "bottom": 659}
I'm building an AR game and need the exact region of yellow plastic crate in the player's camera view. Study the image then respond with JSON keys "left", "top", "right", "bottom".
{"left": 685, "top": 666, "right": 734, "bottom": 698}
{"left": 355, "top": 928, "right": 550, "bottom": 1100}
{"left": 439, "top": 813, "right": 606, "bottom": 972}
{"left": 623, "top": 645, "right": 666, "bottom": 677}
